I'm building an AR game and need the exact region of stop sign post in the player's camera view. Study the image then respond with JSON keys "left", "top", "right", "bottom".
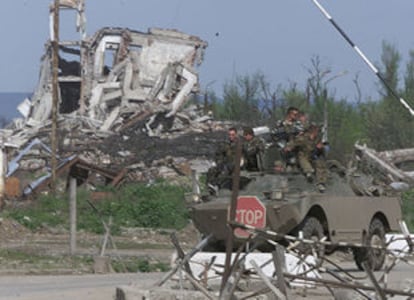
{"left": 232, "top": 196, "right": 266, "bottom": 238}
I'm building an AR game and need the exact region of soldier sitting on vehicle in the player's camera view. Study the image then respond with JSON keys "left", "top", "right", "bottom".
{"left": 206, "top": 127, "right": 239, "bottom": 194}
{"left": 271, "top": 106, "right": 300, "bottom": 168}
{"left": 284, "top": 123, "right": 329, "bottom": 192}
{"left": 295, "top": 111, "right": 309, "bottom": 135}
{"left": 242, "top": 127, "right": 265, "bottom": 172}
{"left": 271, "top": 106, "right": 299, "bottom": 147}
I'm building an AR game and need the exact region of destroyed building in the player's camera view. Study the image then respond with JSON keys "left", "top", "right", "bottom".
{"left": 0, "top": 1, "right": 222, "bottom": 200}
{"left": 1, "top": 0, "right": 414, "bottom": 202}
{"left": 10, "top": 27, "right": 208, "bottom": 145}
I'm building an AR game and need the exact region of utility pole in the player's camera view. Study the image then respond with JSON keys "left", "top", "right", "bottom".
{"left": 0, "top": 138, "right": 5, "bottom": 209}
{"left": 51, "top": 0, "right": 60, "bottom": 194}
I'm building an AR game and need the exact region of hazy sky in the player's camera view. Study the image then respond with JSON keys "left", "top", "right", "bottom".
{"left": 1, "top": 0, "right": 413, "bottom": 103}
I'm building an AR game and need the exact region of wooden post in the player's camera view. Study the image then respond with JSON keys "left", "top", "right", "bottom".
{"left": 157, "top": 234, "right": 212, "bottom": 287}
{"left": 79, "top": 45, "right": 87, "bottom": 115}
{"left": 170, "top": 232, "right": 194, "bottom": 276}
{"left": 79, "top": 0, "right": 87, "bottom": 116}
{"left": 99, "top": 216, "right": 112, "bottom": 256}
{"left": 191, "top": 169, "right": 200, "bottom": 195}
{"left": 273, "top": 245, "right": 290, "bottom": 299}
{"left": 250, "top": 260, "right": 287, "bottom": 300}
{"left": 69, "top": 177, "right": 77, "bottom": 254}
{"left": 51, "top": 0, "right": 60, "bottom": 194}
{"left": 220, "top": 137, "right": 242, "bottom": 299}
{"left": 362, "top": 262, "right": 387, "bottom": 300}
{"left": 0, "top": 142, "right": 5, "bottom": 209}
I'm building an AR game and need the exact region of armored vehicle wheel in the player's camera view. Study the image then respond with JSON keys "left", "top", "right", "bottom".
{"left": 353, "top": 218, "right": 386, "bottom": 271}
{"left": 296, "top": 217, "right": 325, "bottom": 259}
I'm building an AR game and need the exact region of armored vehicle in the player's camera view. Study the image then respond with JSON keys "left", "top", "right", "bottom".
{"left": 189, "top": 160, "right": 403, "bottom": 271}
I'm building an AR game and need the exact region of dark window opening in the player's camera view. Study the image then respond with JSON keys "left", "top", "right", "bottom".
{"left": 58, "top": 50, "right": 81, "bottom": 77}
{"left": 103, "top": 46, "right": 117, "bottom": 75}
{"left": 59, "top": 82, "right": 80, "bottom": 114}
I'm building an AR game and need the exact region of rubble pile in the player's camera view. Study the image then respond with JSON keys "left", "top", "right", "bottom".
{"left": 351, "top": 143, "right": 414, "bottom": 193}
{"left": 3, "top": 101, "right": 231, "bottom": 198}
{"left": 0, "top": 6, "right": 233, "bottom": 199}
{"left": 2, "top": 1, "right": 413, "bottom": 201}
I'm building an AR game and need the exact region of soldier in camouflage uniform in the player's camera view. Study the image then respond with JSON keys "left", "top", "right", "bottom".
{"left": 206, "top": 127, "right": 239, "bottom": 193}
{"left": 295, "top": 111, "right": 309, "bottom": 135}
{"left": 284, "top": 123, "right": 329, "bottom": 192}
{"left": 271, "top": 106, "right": 299, "bottom": 148}
{"left": 271, "top": 107, "right": 300, "bottom": 167}
{"left": 242, "top": 127, "right": 265, "bottom": 171}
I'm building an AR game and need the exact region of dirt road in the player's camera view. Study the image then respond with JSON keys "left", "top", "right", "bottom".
{"left": 0, "top": 262, "right": 413, "bottom": 300}
{"left": 0, "top": 273, "right": 159, "bottom": 300}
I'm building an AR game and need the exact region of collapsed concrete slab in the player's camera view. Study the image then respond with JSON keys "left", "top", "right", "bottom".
{"left": 0, "top": 1, "right": 215, "bottom": 200}
{"left": 9, "top": 26, "right": 207, "bottom": 136}
{"left": 352, "top": 143, "right": 414, "bottom": 192}
{"left": 2, "top": 0, "right": 208, "bottom": 152}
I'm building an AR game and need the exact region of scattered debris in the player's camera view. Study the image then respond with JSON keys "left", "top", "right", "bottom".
{"left": 0, "top": 2, "right": 413, "bottom": 298}
{"left": 1, "top": 1, "right": 413, "bottom": 203}
{"left": 116, "top": 221, "right": 414, "bottom": 300}
{"left": 0, "top": 1, "right": 225, "bottom": 200}
{"left": 353, "top": 143, "right": 414, "bottom": 188}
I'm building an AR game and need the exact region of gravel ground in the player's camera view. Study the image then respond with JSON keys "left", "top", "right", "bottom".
{"left": 0, "top": 218, "right": 199, "bottom": 275}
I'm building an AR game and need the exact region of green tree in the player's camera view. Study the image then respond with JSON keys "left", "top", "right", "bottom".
{"left": 363, "top": 42, "right": 414, "bottom": 150}
{"left": 328, "top": 100, "right": 365, "bottom": 162}
{"left": 219, "top": 72, "right": 263, "bottom": 124}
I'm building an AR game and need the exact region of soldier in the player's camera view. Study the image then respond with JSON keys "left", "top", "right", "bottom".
{"left": 206, "top": 127, "right": 239, "bottom": 193}
{"left": 242, "top": 127, "right": 265, "bottom": 171}
{"left": 271, "top": 106, "right": 300, "bottom": 167}
{"left": 284, "top": 123, "right": 329, "bottom": 192}
{"left": 271, "top": 106, "right": 299, "bottom": 147}
{"left": 215, "top": 127, "right": 239, "bottom": 171}
{"left": 294, "top": 111, "right": 309, "bottom": 135}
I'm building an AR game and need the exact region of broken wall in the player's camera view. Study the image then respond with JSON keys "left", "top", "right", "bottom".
{"left": 26, "top": 27, "right": 207, "bottom": 132}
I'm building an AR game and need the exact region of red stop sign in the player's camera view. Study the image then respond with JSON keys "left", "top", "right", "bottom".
{"left": 233, "top": 196, "right": 266, "bottom": 238}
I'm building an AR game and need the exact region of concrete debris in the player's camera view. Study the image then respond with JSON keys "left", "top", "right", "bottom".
{"left": 0, "top": 2, "right": 229, "bottom": 200}
{"left": 2, "top": 0, "right": 211, "bottom": 141}
{"left": 352, "top": 143, "right": 414, "bottom": 193}
{"left": 115, "top": 229, "right": 414, "bottom": 300}
{"left": 186, "top": 252, "right": 319, "bottom": 288}
{"left": 1, "top": 1, "right": 412, "bottom": 202}
{"left": 5, "top": 25, "right": 208, "bottom": 143}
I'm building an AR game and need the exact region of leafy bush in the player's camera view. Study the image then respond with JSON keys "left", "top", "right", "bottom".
{"left": 76, "top": 181, "right": 190, "bottom": 234}
{"left": 112, "top": 258, "right": 170, "bottom": 273}
{"left": 2, "top": 181, "right": 191, "bottom": 234}
{"left": 402, "top": 189, "right": 414, "bottom": 231}
{"left": 4, "top": 194, "right": 69, "bottom": 231}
